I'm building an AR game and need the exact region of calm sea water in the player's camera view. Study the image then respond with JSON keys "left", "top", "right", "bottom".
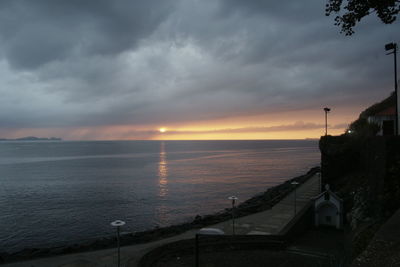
{"left": 0, "top": 140, "right": 319, "bottom": 252}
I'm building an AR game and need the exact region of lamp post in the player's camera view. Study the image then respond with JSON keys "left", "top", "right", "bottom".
{"left": 291, "top": 181, "right": 299, "bottom": 215}
{"left": 385, "top": 42, "right": 398, "bottom": 135}
{"left": 318, "top": 172, "right": 322, "bottom": 193}
{"left": 228, "top": 196, "right": 238, "bottom": 235}
{"left": 195, "top": 228, "right": 224, "bottom": 267}
{"left": 111, "top": 220, "right": 126, "bottom": 267}
{"left": 323, "top": 107, "right": 331, "bottom": 136}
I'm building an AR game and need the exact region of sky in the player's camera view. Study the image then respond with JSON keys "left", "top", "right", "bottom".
{"left": 0, "top": 0, "right": 398, "bottom": 140}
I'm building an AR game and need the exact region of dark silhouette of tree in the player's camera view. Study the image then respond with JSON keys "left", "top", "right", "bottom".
{"left": 326, "top": 0, "right": 400, "bottom": 35}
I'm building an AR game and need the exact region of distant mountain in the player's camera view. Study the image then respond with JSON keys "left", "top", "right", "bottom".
{"left": 0, "top": 136, "right": 62, "bottom": 141}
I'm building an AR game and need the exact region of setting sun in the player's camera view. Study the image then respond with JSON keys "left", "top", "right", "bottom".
{"left": 159, "top": 128, "right": 167, "bottom": 133}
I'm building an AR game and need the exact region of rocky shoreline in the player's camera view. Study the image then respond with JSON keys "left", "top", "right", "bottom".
{"left": 0, "top": 166, "right": 320, "bottom": 264}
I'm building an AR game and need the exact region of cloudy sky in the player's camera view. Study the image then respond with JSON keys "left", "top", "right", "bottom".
{"left": 0, "top": 0, "right": 398, "bottom": 140}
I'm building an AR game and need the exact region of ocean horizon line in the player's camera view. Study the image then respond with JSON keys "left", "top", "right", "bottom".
{"left": 0, "top": 138, "right": 320, "bottom": 142}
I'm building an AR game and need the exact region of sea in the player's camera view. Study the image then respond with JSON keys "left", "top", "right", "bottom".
{"left": 0, "top": 140, "right": 320, "bottom": 252}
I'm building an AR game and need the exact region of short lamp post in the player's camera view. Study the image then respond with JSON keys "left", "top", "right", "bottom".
{"left": 318, "top": 172, "right": 322, "bottom": 193}
{"left": 195, "top": 228, "right": 225, "bottom": 267}
{"left": 385, "top": 42, "right": 398, "bottom": 135}
{"left": 111, "top": 220, "right": 126, "bottom": 267}
{"left": 228, "top": 196, "right": 238, "bottom": 235}
{"left": 291, "top": 181, "right": 299, "bottom": 215}
{"left": 323, "top": 107, "right": 331, "bottom": 136}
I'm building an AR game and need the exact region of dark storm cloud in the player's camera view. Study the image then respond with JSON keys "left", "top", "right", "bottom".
{"left": 217, "top": 0, "right": 321, "bottom": 22}
{"left": 0, "top": 0, "right": 398, "bottom": 134}
{"left": 163, "top": 0, "right": 397, "bottom": 105}
{"left": 0, "top": 0, "right": 175, "bottom": 69}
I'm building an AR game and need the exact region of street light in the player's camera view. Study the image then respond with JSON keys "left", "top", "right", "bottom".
{"left": 317, "top": 172, "right": 322, "bottom": 193}
{"left": 195, "top": 228, "right": 225, "bottom": 267}
{"left": 111, "top": 220, "right": 126, "bottom": 267}
{"left": 228, "top": 196, "right": 238, "bottom": 235}
{"left": 385, "top": 42, "right": 398, "bottom": 135}
{"left": 323, "top": 107, "right": 331, "bottom": 136}
{"left": 291, "top": 181, "right": 299, "bottom": 215}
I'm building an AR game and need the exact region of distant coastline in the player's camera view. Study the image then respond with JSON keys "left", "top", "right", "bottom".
{"left": 0, "top": 136, "right": 62, "bottom": 141}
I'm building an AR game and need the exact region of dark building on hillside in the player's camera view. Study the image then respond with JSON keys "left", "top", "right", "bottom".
{"left": 367, "top": 105, "right": 396, "bottom": 136}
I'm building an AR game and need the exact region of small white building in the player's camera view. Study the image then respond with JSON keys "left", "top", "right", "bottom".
{"left": 367, "top": 106, "right": 396, "bottom": 136}
{"left": 314, "top": 185, "right": 343, "bottom": 229}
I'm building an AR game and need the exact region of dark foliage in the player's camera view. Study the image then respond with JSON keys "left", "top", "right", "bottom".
{"left": 347, "top": 118, "right": 380, "bottom": 137}
{"left": 325, "top": 0, "right": 400, "bottom": 35}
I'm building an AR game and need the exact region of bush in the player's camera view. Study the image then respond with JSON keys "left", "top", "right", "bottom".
{"left": 346, "top": 118, "right": 380, "bottom": 137}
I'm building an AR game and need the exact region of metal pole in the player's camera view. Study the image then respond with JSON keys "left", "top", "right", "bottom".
{"left": 294, "top": 187, "right": 297, "bottom": 215}
{"left": 110, "top": 220, "right": 125, "bottom": 267}
{"left": 386, "top": 42, "right": 398, "bottom": 135}
{"left": 117, "top": 226, "right": 121, "bottom": 267}
{"left": 228, "top": 196, "right": 238, "bottom": 235}
{"left": 232, "top": 200, "right": 235, "bottom": 235}
{"left": 319, "top": 172, "right": 322, "bottom": 193}
{"left": 394, "top": 45, "right": 398, "bottom": 135}
{"left": 325, "top": 111, "right": 328, "bottom": 136}
{"left": 291, "top": 181, "right": 299, "bottom": 216}
{"left": 323, "top": 108, "right": 330, "bottom": 136}
{"left": 195, "top": 228, "right": 224, "bottom": 267}
{"left": 195, "top": 234, "right": 199, "bottom": 267}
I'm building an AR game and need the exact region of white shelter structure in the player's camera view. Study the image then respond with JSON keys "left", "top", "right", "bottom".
{"left": 314, "top": 184, "right": 343, "bottom": 229}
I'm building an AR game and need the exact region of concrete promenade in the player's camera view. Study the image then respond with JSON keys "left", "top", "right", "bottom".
{"left": 3, "top": 174, "right": 321, "bottom": 267}
{"left": 212, "top": 173, "right": 320, "bottom": 235}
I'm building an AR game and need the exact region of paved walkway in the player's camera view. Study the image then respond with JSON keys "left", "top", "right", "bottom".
{"left": 212, "top": 174, "right": 321, "bottom": 235}
{"left": 3, "top": 174, "right": 321, "bottom": 267}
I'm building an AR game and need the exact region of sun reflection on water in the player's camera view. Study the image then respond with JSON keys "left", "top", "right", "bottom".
{"left": 158, "top": 142, "right": 168, "bottom": 197}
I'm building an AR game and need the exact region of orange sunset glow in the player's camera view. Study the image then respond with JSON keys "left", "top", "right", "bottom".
{"left": 1, "top": 106, "right": 360, "bottom": 140}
